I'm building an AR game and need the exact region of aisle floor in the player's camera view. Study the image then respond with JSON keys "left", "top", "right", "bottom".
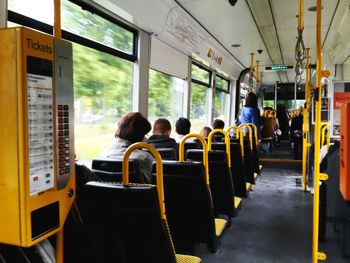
{"left": 195, "top": 168, "right": 350, "bottom": 263}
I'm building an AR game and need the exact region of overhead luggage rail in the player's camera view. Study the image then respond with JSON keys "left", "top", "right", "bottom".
{"left": 84, "top": 142, "right": 201, "bottom": 263}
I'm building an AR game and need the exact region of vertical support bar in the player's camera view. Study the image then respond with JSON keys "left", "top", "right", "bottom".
{"left": 56, "top": 229, "right": 63, "bottom": 263}
{"left": 298, "top": 0, "right": 304, "bottom": 32}
{"left": 255, "top": 60, "right": 259, "bottom": 84}
{"left": 208, "top": 71, "right": 215, "bottom": 126}
{"left": 312, "top": 0, "right": 326, "bottom": 262}
{"left": 274, "top": 82, "right": 278, "bottom": 109}
{"left": 294, "top": 82, "right": 297, "bottom": 109}
{"left": 184, "top": 57, "right": 192, "bottom": 119}
{"left": 54, "top": 0, "right": 61, "bottom": 39}
{"left": 0, "top": 0, "right": 7, "bottom": 28}
{"left": 133, "top": 30, "right": 150, "bottom": 116}
{"left": 302, "top": 48, "right": 310, "bottom": 191}
{"left": 249, "top": 53, "right": 254, "bottom": 76}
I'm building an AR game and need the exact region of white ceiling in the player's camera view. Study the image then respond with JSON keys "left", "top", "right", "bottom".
{"left": 93, "top": 0, "right": 350, "bottom": 84}
{"left": 177, "top": 0, "right": 349, "bottom": 84}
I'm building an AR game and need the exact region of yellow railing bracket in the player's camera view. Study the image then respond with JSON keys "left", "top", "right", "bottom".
{"left": 317, "top": 252, "right": 327, "bottom": 260}
{"left": 319, "top": 173, "right": 328, "bottom": 181}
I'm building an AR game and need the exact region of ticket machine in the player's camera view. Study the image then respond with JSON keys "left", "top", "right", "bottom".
{"left": 340, "top": 102, "right": 350, "bottom": 202}
{"left": 0, "top": 27, "right": 75, "bottom": 247}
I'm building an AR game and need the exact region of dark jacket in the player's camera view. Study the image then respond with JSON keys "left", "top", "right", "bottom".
{"left": 146, "top": 135, "right": 177, "bottom": 149}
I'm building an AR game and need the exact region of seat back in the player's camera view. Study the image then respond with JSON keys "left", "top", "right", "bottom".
{"left": 152, "top": 161, "right": 217, "bottom": 252}
{"left": 261, "top": 116, "right": 275, "bottom": 138}
{"left": 157, "top": 148, "right": 177, "bottom": 160}
{"left": 83, "top": 182, "right": 176, "bottom": 263}
{"left": 186, "top": 149, "right": 235, "bottom": 218}
{"left": 91, "top": 158, "right": 144, "bottom": 183}
{"left": 211, "top": 142, "right": 247, "bottom": 197}
{"left": 242, "top": 138, "right": 255, "bottom": 184}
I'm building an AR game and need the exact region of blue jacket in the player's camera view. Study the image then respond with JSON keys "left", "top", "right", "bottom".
{"left": 236, "top": 106, "right": 261, "bottom": 139}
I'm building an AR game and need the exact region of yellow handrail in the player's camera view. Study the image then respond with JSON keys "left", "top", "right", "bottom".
{"left": 122, "top": 142, "right": 166, "bottom": 219}
{"left": 208, "top": 129, "right": 231, "bottom": 168}
{"left": 227, "top": 125, "right": 244, "bottom": 157}
{"left": 239, "top": 124, "right": 253, "bottom": 150}
{"left": 179, "top": 134, "right": 209, "bottom": 186}
{"left": 246, "top": 123, "right": 259, "bottom": 146}
{"left": 312, "top": 0, "right": 328, "bottom": 261}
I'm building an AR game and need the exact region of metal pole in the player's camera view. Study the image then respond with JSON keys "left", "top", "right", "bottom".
{"left": 302, "top": 48, "right": 310, "bottom": 191}
{"left": 312, "top": 0, "right": 328, "bottom": 261}
{"left": 54, "top": 0, "right": 61, "bottom": 38}
{"left": 274, "top": 82, "right": 278, "bottom": 109}
{"left": 294, "top": 82, "right": 297, "bottom": 109}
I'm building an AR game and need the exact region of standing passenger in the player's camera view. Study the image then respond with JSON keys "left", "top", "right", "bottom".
{"left": 236, "top": 92, "right": 261, "bottom": 141}
{"left": 100, "top": 112, "right": 154, "bottom": 183}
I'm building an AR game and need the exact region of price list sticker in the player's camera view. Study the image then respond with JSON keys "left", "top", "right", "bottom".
{"left": 27, "top": 73, "right": 55, "bottom": 196}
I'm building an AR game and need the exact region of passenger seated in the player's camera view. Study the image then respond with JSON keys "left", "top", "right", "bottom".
{"left": 100, "top": 112, "right": 154, "bottom": 183}
{"left": 175, "top": 117, "right": 193, "bottom": 143}
{"left": 212, "top": 119, "right": 225, "bottom": 141}
{"left": 146, "top": 118, "right": 177, "bottom": 149}
{"left": 290, "top": 109, "right": 303, "bottom": 160}
{"left": 212, "top": 119, "right": 225, "bottom": 130}
{"left": 199, "top": 126, "right": 212, "bottom": 139}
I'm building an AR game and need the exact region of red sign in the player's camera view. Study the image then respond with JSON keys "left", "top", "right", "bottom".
{"left": 334, "top": 92, "right": 350, "bottom": 109}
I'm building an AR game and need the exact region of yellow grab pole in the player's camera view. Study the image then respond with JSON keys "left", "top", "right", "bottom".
{"left": 208, "top": 129, "right": 231, "bottom": 168}
{"left": 249, "top": 53, "right": 254, "bottom": 77}
{"left": 320, "top": 123, "right": 330, "bottom": 149}
{"left": 298, "top": 0, "right": 304, "bottom": 32}
{"left": 312, "top": 0, "right": 328, "bottom": 261}
{"left": 179, "top": 134, "right": 209, "bottom": 186}
{"left": 227, "top": 126, "right": 244, "bottom": 157}
{"left": 302, "top": 48, "right": 310, "bottom": 191}
{"left": 54, "top": 0, "right": 61, "bottom": 39}
{"left": 122, "top": 142, "right": 165, "bottom": 218}
{"left": 247, "top": 123, "right": 259, "bottom": 146}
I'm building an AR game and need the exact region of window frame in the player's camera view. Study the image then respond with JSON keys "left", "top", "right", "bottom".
{"left": 191, "top": 61, "right": 212, "bottom": 88}
{"left": 215, "top": 74, "right": 230, "bottom": 93}
{"left": 7, "top": 0, "right": 138, "bottom": 62}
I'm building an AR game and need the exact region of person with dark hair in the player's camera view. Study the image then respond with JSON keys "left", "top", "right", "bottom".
{"left": 212, "top": 119, "right": 225, "bottom": 130}
{"left": 200, "top": 126, "right": 212, "bottom": 139}
{"left": 236, "top": 92, "right": 261, "bottom": 140}
{"left": 100, "top": 112, "right": 154, "bottom": 182}
{"left": 175, "top": 117, "right": 192, "bottom": 143}
{"left": 290, "top": 109, "right": 303, "bottom": 160}
{"left": 146, "top": 118, "right": 177, "bottom": 149}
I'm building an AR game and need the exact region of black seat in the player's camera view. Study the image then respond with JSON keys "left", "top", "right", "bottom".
{"left": 152, "top": 161, "right": 226, "bottom": 253}
{"left": 186, "top": 149, "right": 236, "bottom": 219}
{"left": 91, "top": 158, "right": 144, "bottom": 183}
{"left": 231, "top": 138, "right": 255, "bottom": 184}
{"left": 82, "top": 182, "right": 177, "bottom": 263}
{"left": 211, "top": 142, "right": 248, "bottom": 198}
{"left": 157, "top": 148, "right": 177, "bottom": 160}
{"left": 251, "top": 135, "right": 260, "bottom": 176}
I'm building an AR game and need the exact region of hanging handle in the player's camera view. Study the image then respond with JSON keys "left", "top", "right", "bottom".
{"left": 122, "top": 142, "right": 165, "bottom": 219}
{"left": 208, "top": 129, "right": 231, "bottom": 168}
